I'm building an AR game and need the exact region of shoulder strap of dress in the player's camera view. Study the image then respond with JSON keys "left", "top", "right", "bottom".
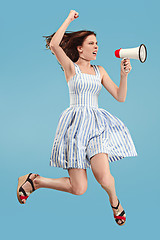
{"left": 73, "top": 63, "right": 81, "bottom": 74}
{"left": 93, "top": 65, "right": 101, "bottom": 78}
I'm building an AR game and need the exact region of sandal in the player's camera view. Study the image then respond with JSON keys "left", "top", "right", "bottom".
{"left": 17, "top": 173, "right": 39, "bottom": 204}
{"left": 110, "top": 198, "right": 126, "bottom": 226}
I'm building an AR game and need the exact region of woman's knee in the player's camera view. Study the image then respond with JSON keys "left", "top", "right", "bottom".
{"left": 68, "top": 168, "right": 88, "bottom": 195}
{"left": 72, "top": 184, "right": 88, "bottom": 195}
{"left": 91, "top": 153, "right": 113, "bottom": 185}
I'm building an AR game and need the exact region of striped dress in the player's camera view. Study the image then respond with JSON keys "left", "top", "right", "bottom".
{"left": 50, "top": 62, "right": 138, "bottom": 170}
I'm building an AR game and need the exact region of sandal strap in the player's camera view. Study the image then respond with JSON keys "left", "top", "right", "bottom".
{"left": 115, "top": 218, "right": 125, "bottom": 225}
{"left": 20, "top": 195, "right": 29, "bottom": 200}
{"left": 19, "top": 186, "right": 27, "bottom": 196}
{"left": 111, "top": 198, "right": 120, "bottom": 209}
{"left": 26, "top": 173, "right": 35, "bottom": 192}
{"left": 114, "top": 215, "right": 126, "bottom": 221}
{"left": 18, "top": 173, "right": 35, "bottom": 197}
{"left": 114, "top": 210, "right": 126, "bottom": 221}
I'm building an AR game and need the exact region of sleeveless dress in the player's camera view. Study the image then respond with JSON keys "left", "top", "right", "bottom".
{"left": 50, "top": 62, "right": 138, "bottom": 170}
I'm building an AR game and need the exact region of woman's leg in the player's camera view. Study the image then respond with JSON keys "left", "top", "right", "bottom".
{"left": 90, "top": 153, "right": 125, "bottom": 225}
{"left": 19, "top": 169, "right": 88, "bottom": 203}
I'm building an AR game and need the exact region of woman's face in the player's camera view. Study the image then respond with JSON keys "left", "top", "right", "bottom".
{"left": 77, "top": 34, "right": 98, "bottom": 61}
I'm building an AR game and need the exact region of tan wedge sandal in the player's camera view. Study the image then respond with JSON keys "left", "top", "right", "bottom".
{"left": 111, "top": 198, "right": 126, "bottom": 226}
{"left": 17, "top": 173, "right": 39, "bottom": 204}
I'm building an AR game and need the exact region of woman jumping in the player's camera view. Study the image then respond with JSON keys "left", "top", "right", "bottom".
{"left": 17, "top": 10, "right": 137, "bottom": 226}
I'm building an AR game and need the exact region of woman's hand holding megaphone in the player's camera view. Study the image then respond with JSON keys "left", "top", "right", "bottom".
{"left": 121, "top": 58, "right": 132, "bottom": 77}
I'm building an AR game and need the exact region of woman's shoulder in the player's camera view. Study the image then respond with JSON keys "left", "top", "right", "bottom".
{"left": 96, "top": 65, "right": 103, "bottom": 70}
{"left": 96, "top": 65, "right": 104, "bottom": 75}
{"left": 95, "top": 65, "right": 104, "bottom": 82}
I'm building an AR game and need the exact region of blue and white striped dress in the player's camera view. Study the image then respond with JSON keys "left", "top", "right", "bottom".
{"left": 50, "top": 62, "right": 138, "bottom": 170}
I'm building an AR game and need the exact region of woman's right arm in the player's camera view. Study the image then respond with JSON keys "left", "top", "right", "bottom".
{"left": 49, "top": 10, "right": 79, "bottom": 73}
{"left": 50, "top": 17, "right": 71, "bottom": 47}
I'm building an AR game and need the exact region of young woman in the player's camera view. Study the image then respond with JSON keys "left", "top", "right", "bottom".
{"left": 17, "top": 10, "right": 137, "bottom": 226}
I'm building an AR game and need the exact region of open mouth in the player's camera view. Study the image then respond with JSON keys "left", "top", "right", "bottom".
{"left": 93, "top": 51, "right": 97, "bottom": 55}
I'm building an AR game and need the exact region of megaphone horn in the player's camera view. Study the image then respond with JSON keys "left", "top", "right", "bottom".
{"left": 115, "top": 44, "right": 147, "bottom": 63}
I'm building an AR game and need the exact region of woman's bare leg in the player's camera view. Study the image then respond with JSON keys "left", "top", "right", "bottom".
{"left": 90, "top": 153, "right": 125, "bottom": 225}
{"left": 19, "top": 169, "right": 88, "bottom": 203}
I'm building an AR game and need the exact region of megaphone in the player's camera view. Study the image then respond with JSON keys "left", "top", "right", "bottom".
{"left": 115, "top": 44, "right": 147, "bottom": 72}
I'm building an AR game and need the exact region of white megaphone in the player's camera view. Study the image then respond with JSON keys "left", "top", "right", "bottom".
{"left": 115, "top": 44, "right": 147, "bottom": 72}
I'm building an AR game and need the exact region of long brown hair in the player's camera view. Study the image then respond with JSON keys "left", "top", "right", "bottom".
{"left": 42, "top": 30, "right": 96, "bottom": 71}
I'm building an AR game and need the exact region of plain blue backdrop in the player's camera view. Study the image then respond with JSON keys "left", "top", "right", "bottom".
{"left": 1, "top": 0, "right": 159, "bottom": 239}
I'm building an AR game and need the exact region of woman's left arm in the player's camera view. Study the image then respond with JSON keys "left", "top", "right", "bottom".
{"left": 117, "top": 58, "right": 132, "bottom": 102}
{"left": 99, "top": 58, "right": 132, "bottom": 102}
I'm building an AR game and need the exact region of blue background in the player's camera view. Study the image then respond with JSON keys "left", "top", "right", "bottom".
{"left": 1, "top": 0, "right": 159, "bottom": 239}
